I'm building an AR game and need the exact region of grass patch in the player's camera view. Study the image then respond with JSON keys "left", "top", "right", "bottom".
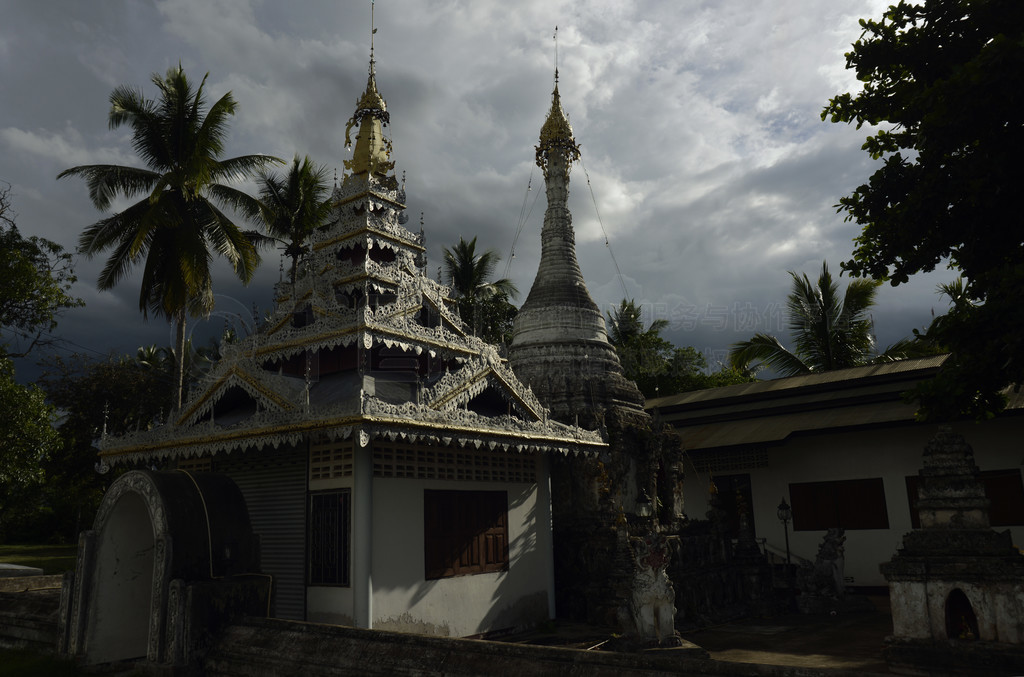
{"left": 0, "top": 544, "right": 77, "bottom": 574}
{"left": 0, "top": 648, "right": 84, "bottom": 676}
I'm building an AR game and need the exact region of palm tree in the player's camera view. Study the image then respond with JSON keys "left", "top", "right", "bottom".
{"left": 256, "top": 155, "right": 334, "bottom": 284}
{"left": 607, "top": 299, "right": 669, "bottom": 350}
{"left": 442, "top": 237, "right": 519, "bottom": 341}
{"left": 59, "top": 65, "right": 279, "bottom": 409}
{"left": 729, "top": 261, "right": 910, "bottom": 376}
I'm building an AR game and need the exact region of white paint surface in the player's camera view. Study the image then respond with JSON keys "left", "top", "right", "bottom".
{"left": 85, "top": 492, "right": 155, "bottom": 664}
{"left": 681, "top": 420, "right": 1024, "bottom": 586}
{"left": 304, "top": 452, "right": 554, "bottom": 637}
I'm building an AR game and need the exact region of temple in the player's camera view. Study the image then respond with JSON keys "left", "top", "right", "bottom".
{"left": 60, "top": 43, "right": 606, "bottom": 666}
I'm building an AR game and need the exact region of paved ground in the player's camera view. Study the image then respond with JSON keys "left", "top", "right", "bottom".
{"left": 678, "top": 600, "right": 892, "bottom": 673}
{"left": 506, "top": 595, "right": 893, "bottom": 673}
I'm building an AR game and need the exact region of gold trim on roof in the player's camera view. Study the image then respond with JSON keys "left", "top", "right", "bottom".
{"left": 536, "top": 84, "right": 581, "bottom": 175}
{"left": 99, "top": 413, "right": 605, "bottom": 460}
{"left": 176, "top": 366, "right": 295, "bottom": 426}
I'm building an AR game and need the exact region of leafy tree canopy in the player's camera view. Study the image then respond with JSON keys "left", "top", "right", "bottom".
{"left": 31, "top": 352, "right": 170, "bottom": 542}
{"left": 0, "top": 183, "right": 83, "bottom": 358}
{"left": 608, "top": 299, "right": 753, "bottom": 398}
{"left": 0, "top": 357, "right": 61, "bottom": 541}
{"left": 822, "top": 0, "right": 1024, "bottom": 419}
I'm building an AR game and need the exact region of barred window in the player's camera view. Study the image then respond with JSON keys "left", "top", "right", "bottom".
{"left": 308, "top": 490, "right": 351, "bottom": 586}
{"left": 424, "top": 490, "right": 508, "bottom": 580}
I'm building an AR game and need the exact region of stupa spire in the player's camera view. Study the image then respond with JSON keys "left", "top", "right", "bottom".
{"left": 508, "top": 57, "right": 644, "bottom": 428}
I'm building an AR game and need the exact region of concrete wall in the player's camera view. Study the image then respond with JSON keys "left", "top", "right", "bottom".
{"left": 369, "top": 474, "right": 552, "bottom": 637}
{"left": 681, "top": 419, "right": 1024, "bottom": 587}
{"left": 305, "top": 454, "right": 555, "bottom": 637}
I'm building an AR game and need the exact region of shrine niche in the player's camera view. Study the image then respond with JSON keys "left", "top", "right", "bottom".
{"left": 60, "top": 470, "right": 267, "bottom": 667}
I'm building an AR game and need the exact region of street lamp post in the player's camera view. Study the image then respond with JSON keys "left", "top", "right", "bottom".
{"left": 777, "top": 498, "right": 792, "bottom": 565}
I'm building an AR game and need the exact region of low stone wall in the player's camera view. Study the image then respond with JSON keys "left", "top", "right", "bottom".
{"left": 0, "top": 590, "right": 60, "bottom": 652}
{"left": 204, "top": 617, "right": 879, "bottom": 677}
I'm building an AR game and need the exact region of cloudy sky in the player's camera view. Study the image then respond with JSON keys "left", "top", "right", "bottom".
{"left": 1, "top": 0, "right": 957, "bottom": 382}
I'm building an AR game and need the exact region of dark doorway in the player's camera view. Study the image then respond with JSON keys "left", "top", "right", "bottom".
{"left": 713, "top": 474, "right": 754, "bottom": 538}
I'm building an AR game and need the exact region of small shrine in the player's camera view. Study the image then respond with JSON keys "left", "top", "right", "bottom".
{"left": 882, "top": 426, "right": 1024, "bottom": 675}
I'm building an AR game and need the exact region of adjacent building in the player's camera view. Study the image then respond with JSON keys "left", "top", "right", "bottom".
{"left": 648, "top": 356, "right": 1024, "bottom": 587}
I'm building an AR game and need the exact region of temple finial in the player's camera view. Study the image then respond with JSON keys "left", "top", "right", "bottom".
{"left": 343, "top": 1, "right": 393, "bottom": 177}
{"left": 370, "top": 0, "right": 377, "bottom": 76}
{"left": 553, "top": 26, "right": 559, "bottom": 87}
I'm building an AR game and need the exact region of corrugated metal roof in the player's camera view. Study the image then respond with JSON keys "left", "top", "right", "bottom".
{"left": 647, "top": 355, "right": 949, "bottom": 410}
{"left": 674, "top": 399, "right": 922, "bottom": 450}
{"left": 647, "top": 355, "right": 1022, "bottom": 451}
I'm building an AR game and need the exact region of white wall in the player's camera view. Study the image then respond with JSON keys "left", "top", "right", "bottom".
{"left": 681, "top": 419, "right": 1024, "bottom": 586}
{"left": 370, "top": 474, "right": 552, "bottom": 637}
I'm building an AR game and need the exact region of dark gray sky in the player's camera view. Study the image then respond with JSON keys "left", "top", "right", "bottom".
{"left": 1, "top": 0, "right": 956, "bottom": 381}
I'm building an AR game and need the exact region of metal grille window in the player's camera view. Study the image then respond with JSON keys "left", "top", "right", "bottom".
{"left": 424, "top": 490, "right": 508, "bottom": 579}
{"left": 308, "top": 490, "right": 351, "bottom": 586}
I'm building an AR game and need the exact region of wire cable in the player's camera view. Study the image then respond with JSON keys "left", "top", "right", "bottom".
{"left": 504, "top": 169, "right": 541, "bottom": 280}
{"left": 579, "top": 155, "right": 629, "bottom": 302}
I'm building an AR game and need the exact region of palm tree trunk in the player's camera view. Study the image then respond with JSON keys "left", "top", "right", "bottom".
{"left": 175, "top": 309, "right": 187, "bottom": 412}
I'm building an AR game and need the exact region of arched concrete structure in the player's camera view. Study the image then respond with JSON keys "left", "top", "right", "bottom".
{"left": 61, "top": 470, "right": 263, "bottom": 666}
{"left": 87, "top": 491, "right": 158, "bottom": 662}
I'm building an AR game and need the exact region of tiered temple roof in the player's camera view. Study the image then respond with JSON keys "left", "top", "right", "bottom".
{"left": 98, "top": 57, "right": 605, "bottom": 466}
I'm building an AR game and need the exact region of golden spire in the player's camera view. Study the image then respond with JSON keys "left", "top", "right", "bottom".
{"left": 343, "top": 0, "right": 394, "bottom": 176}
{"left": 535, "top": 27, "right": 580, "bottom": 178}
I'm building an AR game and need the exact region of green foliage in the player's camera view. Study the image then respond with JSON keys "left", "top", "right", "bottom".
{"left": 442, "top": 237, "right": 519, "bottom": 344}
{"left": 0, "top": 358, "right": 61, "bottom": 542}
{"left": 256, "top": 154, "right": 334, "bottom": 284}
{"left": 60, "top": 65, "right": 281, "bottom": 409}
{"left": 0, "top": 183, "right": 83, "bottom": 358}
{"left": 822, "top": 0, "right": 1024, "bottom": 418}
{"left": 30, "top": 353, "right": 168, "bottom": 543}
{"left": 607, "top": 300, "right": 753, "bottom": 398}
{"left": 729, "top": 262, "right": 922, "bottom": 376}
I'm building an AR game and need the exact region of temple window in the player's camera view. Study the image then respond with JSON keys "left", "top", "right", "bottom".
{"left": 424, "top": 489, "right": 508, "bottom": 579}
{"left": 308, "top": 489, "right": 351, "bottom": 586}
{"left": 789, "top": 478, "right": 889, "bottom": 531}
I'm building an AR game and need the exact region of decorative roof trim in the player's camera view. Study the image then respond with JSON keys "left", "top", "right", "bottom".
{"left": 335, "top": 189, "right": 407, "bottom": 211}
{"left": 315, "top": 226, "right": 425, "bottom": 253}
{"left": 176, "top": 366, "right": 297, "bottom": 427}
{"left": 99, "top": 407, "right": 605, "bottom": 465}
